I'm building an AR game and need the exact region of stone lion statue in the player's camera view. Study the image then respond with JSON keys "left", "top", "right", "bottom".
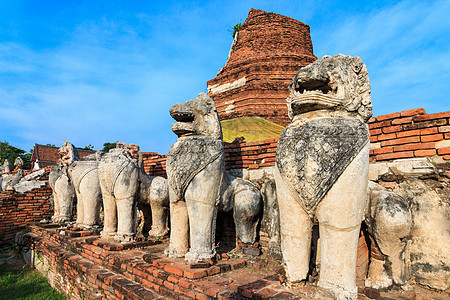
{"left": 59, "top": 141, "right": 102, "bottom": 229}
{"left": 275, "top": 54, "right": 371, "bottom": 299}
{"left": 49, "top": 161, "right": 76, "bottom": 223}
{"left": 165, "top": 93, "right": 261, "bottom": 263}
{"left": 98, "top": 142, "right": 169, "bottom": 243}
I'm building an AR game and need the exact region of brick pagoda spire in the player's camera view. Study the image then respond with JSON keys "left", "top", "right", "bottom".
{"left": 207, "top": 9, "right": 317, "bottom": 126}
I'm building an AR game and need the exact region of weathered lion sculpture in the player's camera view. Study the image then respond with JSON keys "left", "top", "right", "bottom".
{"left": 59, "top": 141, "right": 102, "bottom": 229}
{"left": 49, "top": 161, "right": 75, "bottom": 223}
{"left": 99, "top": 142, "right": 169, "bottom": 243}
{"left": 165, "top": 93, "right": 262, "bottom": 263}
{"left": 275, "top": 54, "right": 371, "bottom": 299}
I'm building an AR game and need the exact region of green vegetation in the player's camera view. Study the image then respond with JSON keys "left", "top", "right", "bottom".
{"left": 231, "top": 22, "right": 241, "bottom": 38}
{"left": 221, "top": 116, "right": 285, "bottom": 143}
{"left": 0, "top": 141, "right": 32, "bottom": 169}
{"left": 101, "top": 142, "right": 117, "bottom": 153}
{"left": 76, "top": 144, "right": 95, "bottom": 151}
{"left": 0, "top": 250, "right": 66, "bottom": 300}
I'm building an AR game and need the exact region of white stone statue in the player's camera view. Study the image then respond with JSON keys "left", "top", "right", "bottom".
{"left": 275, "top": 54, "right": 372, "bottom": 299}
{"left": 49, "top": 162, "right": 76, "bottom": 223}
{"left": 165, "top": 93, "right": 261, "bottom": 263}
{"left": 59, "top": 141, "right": 102, "bottom": 229}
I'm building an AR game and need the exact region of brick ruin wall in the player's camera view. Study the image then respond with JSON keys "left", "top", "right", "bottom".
{"left": 207, "top": 9, "right": 316, "bottom": 127}
{"left": 0, "top": 186, "right": 53, "bottom": 248}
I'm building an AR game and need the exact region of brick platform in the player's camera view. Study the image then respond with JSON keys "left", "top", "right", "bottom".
{"left": 25, "top": 224, "right": 421, "bottom": 299}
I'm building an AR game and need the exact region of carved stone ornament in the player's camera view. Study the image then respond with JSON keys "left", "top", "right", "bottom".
{"left": 277, "top": 118, "right": 368, "bottom": 213}
{"left": 167, "top": 137, "right": 223, "bottom": 202}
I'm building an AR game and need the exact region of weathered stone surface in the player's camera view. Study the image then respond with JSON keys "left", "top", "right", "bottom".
{"left": 14, "top": 180, "right": 46, "bottom": 194}
{"left": 393, "top": 179, "right": 450, "bottom": 290}
{"left": 1, "top": 169, "right": 23, "bottom": 191}
{"left": 49, "top": 162, "right": 75, "bottom": 222}
{"left": 275, "top": 54, "right": 372, "bottom": 299}
{"left": 167, "top": 137, "right": 222, "bottom": 202}
{"left": 277, "top": 118, "right": 368, "bottom": 212}
{"left": 165, "top": 93, "right": 261, "bottom": 263}
{"left": 365, "top": 181, "right": 412, "bottom": 289}
{"left": 59, "top": 141, "right": 102, "bottom": 230}
{"left": 137, "top": 163, "right": 169, "bottom": 239}
{"left": 99, "top": 142, "right": 140, "bottom": 243}
{"left": 260, "top": 180, "right": 281, "bottom": 257}
{"left": 1, "top": 159, "right": 12, "bottom": 174}
{"left": 14, "top": 156, "right": 23, "bottom": 169}
{"left": 98, "top": 142, "right": 170, "bottom": 243}
{"left": 368, "top": 158, "right": 436, "bottom": 181}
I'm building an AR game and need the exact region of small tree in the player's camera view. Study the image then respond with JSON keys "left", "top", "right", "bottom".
{"left": 231, "top": 23, "right": 241, "bottom": 38}
{"left": 101, "top": 142, "right": 117, "bottom": 153}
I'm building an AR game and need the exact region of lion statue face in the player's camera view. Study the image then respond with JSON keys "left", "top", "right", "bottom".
{"left": 169, "top": 93, "right": 222, "bottom": 140}
{"left": 58, "top": 141, "right": 79, "bottom": 165}
{"left": 287, "top": 54, "right": 372, "bottom": 122}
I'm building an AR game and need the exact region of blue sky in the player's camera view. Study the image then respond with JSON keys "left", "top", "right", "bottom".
{"left": 0, "top": 0, "right": 448, "bottom": 154}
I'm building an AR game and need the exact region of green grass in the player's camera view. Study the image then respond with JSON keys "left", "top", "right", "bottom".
{"left": 221, "top": 116, "right": 285, "bottom": 143}
{"left": 0, "top": 254, "right": 66, "bottom": 300}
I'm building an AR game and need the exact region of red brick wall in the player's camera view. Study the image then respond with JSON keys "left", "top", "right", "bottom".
{"left": 0, "top": 186, "right": 53, "bottom": 248}
{"left": 142, "top": 152, "right": 167, "bottom": 177}
{"left": 207, "top": 8, "right": 316, "bottom": 126}
{"left": 368, "top": 108, "right": 450, "bottom": 162}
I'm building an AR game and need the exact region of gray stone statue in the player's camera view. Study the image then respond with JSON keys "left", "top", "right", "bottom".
{"left": 49, "top": 162, "right": 76, "bottom": 223}
{"left": 365, "top": 181, "right": 412, "bottom": 289}
{"left": 275, "top": 54, "right": 372, "bottom": 299}
{"left": 165, "top": 93, "right": 261, "bottom": 263}
{"left": 59, "top": 141, "right": 102, "bottom": 229}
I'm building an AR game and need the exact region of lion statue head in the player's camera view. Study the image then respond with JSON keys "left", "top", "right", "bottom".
{"left": 169, "top": 92, "right": 222, "bottom": 140}
{"left": 287, "top": 54, "right": 372, "bottom": 122}
{"left": 58, "top": 141, "right": 79, "bottom": 165}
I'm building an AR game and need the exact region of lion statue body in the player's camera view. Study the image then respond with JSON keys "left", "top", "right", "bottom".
{"left": 165, "top": 93, "right": 261, "bottom": 263}
{"left": 49, "top": 161, "right": 76, "bottom": 223}
{"left": 99, "top": 142, "right": 170, "bottom": 243}
{"left": 59, "top": 141, "right": 102, "bottom": 229}
{"left": 275, "top": 54, "right": 371, "bottom": 299}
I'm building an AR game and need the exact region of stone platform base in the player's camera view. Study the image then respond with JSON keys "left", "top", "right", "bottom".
{"left": 23, "top": 224, "right": 417, "bottom": 299}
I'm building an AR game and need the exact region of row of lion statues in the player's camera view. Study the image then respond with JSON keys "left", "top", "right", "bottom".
{"left": 49, "top": 54, "right": 412, "bottom": 299}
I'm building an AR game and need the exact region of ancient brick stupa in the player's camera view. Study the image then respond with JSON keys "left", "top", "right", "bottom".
{"left": 207, "top": 8, "right": 317, "bottom": 131}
